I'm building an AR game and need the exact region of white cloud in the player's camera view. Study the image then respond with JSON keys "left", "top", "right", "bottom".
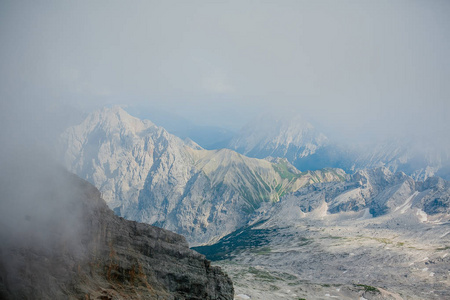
{"left": 0, "top": 0, "right": 449, "bottom": 142}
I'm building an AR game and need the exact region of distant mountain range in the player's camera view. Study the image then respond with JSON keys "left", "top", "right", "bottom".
{"left": 228, "top": 113, "right": 328, "bottom": 162}
{"left": 261, "top": 167, "right": 450, "bottom": 220}
{"left": 228, "top": 113, "right": 450, "bottom": 181}
{"left": 60, "top": 106, "right": 450, "bottom": 245}
{"left": 60, "top": 106, "right": 345, "bottom": 245}
{"left": 115, "top": 108, "right": 449, "bottom": 181}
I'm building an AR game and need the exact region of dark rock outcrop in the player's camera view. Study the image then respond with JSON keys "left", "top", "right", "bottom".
{"left": 0, "top": 170, "right": 233, "bottom": 300}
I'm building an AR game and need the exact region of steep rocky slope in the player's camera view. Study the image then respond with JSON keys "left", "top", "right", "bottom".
{"left": 60, "top": 106, "right": 345, "bottom": 245}
{"left": 194, "top": 168, "right": 450, "bottom": 299}
{"left": 264, "top": 167, "right": 450, "bottom": 221}
{"left": 0, "top": 167, "right": 234, "bottom": 300}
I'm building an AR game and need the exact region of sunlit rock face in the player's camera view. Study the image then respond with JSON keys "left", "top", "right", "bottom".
{"left": 60, "top": 106, "right": 345, "bottom": 245}
{"left": 0, "top": 168, "right": 234, "bottom": 300}
{"left": 262, "top": 167, "right": 450, "bottom": 222}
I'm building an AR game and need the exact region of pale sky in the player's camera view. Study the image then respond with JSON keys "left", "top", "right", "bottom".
{"left": 1, "top": 0, "right": 449, "bottom": 144}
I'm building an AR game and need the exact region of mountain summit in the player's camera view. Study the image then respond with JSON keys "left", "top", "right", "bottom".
{"left": 60, "top": 107, "right": 345, "bottom": 245}
{"left": 229, "top": 113, "right": 328, "bottom": 165}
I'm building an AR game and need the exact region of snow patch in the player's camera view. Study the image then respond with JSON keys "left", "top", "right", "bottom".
{"left": 440, "top": 231, "right": 450, "bottom": 238}
{"left": 396, "top": 191, "right": 418, "bottom": 214}
{"left": 311, "top": 201, "right": 329, "bottom": 218}
{"left": 416, "top": 209, "right": 428, "bottom": 222}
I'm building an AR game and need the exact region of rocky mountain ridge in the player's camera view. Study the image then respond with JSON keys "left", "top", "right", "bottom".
{"left": 227, "top": 113, "right": 450, "bottom": 181}
{"left": 258, "top": 167, "right": 450, "bottom": 222}
{"left": 0, "top": 165, "right": 234, "bottom": 299}
{"left": 60, "top": 106, "right": 345, "bottom": 245}
{"left": 228, "top": 113, "right": 328, "bottom": 164}
{"left": 195, "top": 168, "right": 450, "bottom": 299}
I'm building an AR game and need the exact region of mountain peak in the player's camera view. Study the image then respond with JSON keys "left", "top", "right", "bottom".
{"left": 229, "top": 112, "right": 328, "bottom": 161}
{"left": 60, "top": 110, "right": 345, "bottom": 245}
{"left": 91, "top": 106, "right": 156, "bottom": 133}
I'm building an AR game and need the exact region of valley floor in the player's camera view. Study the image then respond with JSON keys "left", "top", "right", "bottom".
{"left": 210, "top": 212, "right": 450, "bottom": 300}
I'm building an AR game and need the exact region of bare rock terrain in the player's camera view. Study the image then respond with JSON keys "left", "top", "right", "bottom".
{"left": 0, "top": 167, "right": 233, "bottom": 299}
{"left": 195, "top": 169, "right": 450, "bottom": 300}
{"left": 60, "top": 106, "right": 345, "bottom": 245}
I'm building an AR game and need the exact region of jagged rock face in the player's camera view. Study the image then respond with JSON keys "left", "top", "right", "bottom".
{"left": 262, "top": 167, "right": 450, "bottom": 223}
{"left": 415, "top": 176, "right": 450, "bottom": 215}
{"left": 60, "top": 107, "right": 345, "bottom": 245}
{"left": 194, "top": 168, "right": 450, "bottom": 300}
{"left": 0, "top": 170, "right": 234, "bottom": 300}
{"left": 59, "top": 105, "right": 193, "bottom": 211}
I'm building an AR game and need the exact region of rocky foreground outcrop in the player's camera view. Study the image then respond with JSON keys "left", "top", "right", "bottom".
{"left": 0, "top": 169, "right": 233, "bottom": 299}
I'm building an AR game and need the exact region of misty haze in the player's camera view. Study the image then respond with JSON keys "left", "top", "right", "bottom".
{"left": 1, "top": 1, "right": 449, "bottom": 299}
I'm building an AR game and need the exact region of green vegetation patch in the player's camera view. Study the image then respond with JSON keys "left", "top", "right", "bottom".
{"left": 192, "top": 220, "right": 276, "bottom": 261}
{"left": 356, "top": 284, "right": 380, "bottom": 293}
{"left": 436, "top": 245, "right": 450, "bottom": 251}
{"left": 320, "top": 235, "right": 345, "bottom": 240}
{"left": 233, "top": 170, "right": 276, "bottom": 213}
{"left": 272, "top": 160, "right": 303, "bottom": 181}
{"left": 296, "top": 238, "right": 313, "bottom": 247}
{"left": 248, "top": 267, "right": 282, "bottom": 282}
{"left": 375, "top": 237, "right": 393, "bottom": 245}
{"left": 250, "top": 246, "right": 272, "bottom": 255}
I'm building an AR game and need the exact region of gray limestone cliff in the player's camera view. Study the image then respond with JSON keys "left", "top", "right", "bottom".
{"left": 60, "top": 106, "right": 345, "bottom": 245}
{"left": 0, "top": 169, "right": 234, "bottom": 300}
{"left": 258, "top": 167, "right": 450, "bottom": 224}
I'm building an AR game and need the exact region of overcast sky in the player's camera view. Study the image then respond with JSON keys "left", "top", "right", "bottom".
{"left": 1, "top": 0, "right": 449, "bottom": 144}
